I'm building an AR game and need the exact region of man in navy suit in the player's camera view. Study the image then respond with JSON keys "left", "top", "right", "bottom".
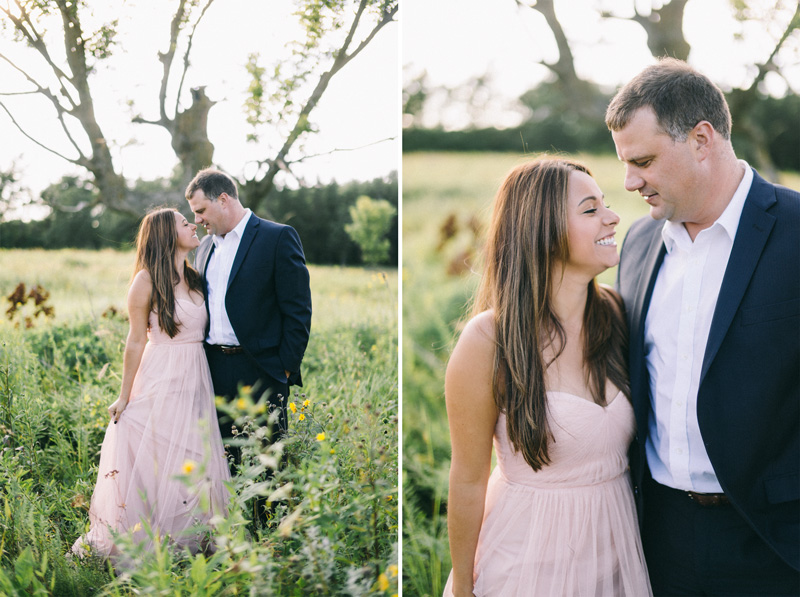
{"left": 185, "top": 168, "right": 312, "bottom": 472}
{"left": 608, "top": 59, "right": 799, "bottom": 595}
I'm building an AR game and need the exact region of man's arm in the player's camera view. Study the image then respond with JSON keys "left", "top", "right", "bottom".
{"left": 275, "top": 226, "right": 312, "bottom": 380}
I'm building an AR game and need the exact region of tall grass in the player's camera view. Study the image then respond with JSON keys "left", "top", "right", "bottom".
{"left": 401, "top": 150, "right": 800, "bottom": 595}
{"left": 0, "top": 250, "right": 398, "bottom": 595}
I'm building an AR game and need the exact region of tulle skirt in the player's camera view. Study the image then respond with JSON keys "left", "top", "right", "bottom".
{"left": 72, "top": 339, "right": 230, "bottom": 563}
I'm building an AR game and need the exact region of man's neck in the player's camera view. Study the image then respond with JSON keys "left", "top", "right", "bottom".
{"left": 684, "top": 158, "right": 744, "bottom": 241}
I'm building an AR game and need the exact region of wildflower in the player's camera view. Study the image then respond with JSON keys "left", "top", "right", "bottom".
{"left": 378, "top": 573, "right": 389, "bottom": 591}
{"left": 298, "top": 414, "right": 305, "bottom": 421}
{"left": 386, "top": 494, "right": 393, "bottom": 501}
{"left": 388, "top": 564, "right": 398, "bottom": 577}
{"left": 132, "top": 522, "right": 142, "bottom": 533}
{"left": 236, "top": 398, "right": 247, "bottom": 410}
{"left": 256, "top": 402, "right": 267, "bottom": 414}
{"left": 214, "top": 396, "right": 225, "bottom": 407}
{"left": 303, "top": 399, "right": 310, "bottom": 407}
{"left": 316, "top": 432, "right": 325, "bottom": 441}
{"left": 182, "top": 460, "right": 196, "bottom": 474}
{"left": 330, "top": 448, "right": 335, "bottom": 455}
{"left": 289, "top": 402, "right": 297, "bottom": 414}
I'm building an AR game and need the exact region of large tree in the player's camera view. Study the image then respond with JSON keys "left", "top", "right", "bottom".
{"left": 0, "top": 0, "right": 397, "bottom": 215}
{"left": 0, "top": 0, "right": 131, "bottom": 213}
{"left": 516, "top": 0, "right": 799, "bottom": 178}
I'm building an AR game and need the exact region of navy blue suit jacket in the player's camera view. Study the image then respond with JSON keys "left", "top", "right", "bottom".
{"left": 616, "top": 169, "right": 799, "bottom": 571}
{"left": 195, "top": 213, "right": 312, "bottom": 387}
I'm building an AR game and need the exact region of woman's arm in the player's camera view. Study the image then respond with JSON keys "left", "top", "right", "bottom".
{"left": 108, "top": 271, "right": 151, "bottom": 422}
{"left": 445, "top": 311, "right": 498, "bottom": 597}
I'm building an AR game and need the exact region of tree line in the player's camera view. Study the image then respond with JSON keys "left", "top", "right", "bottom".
{"left": 0, "top": 173, "right": 398, "bottom": 267}
{"left": 403, "top": 84, "right": 800, "bottom": 175}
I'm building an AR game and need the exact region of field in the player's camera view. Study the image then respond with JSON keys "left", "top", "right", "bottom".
{"left": 401, "top": 151, "right": 800, "bottom": 596}
{"left": 0, "top": 250, "right": 398, "bottom": 595}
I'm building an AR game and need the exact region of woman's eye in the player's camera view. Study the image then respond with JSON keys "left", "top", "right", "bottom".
{"left": 583, "top": 208, "right": 597, "bottom": 214}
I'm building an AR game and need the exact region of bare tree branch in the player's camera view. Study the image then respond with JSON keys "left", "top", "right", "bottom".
{"left": 246, "top": 0, "right": 398, "bottom": 205}
{"left": 0, "top": 100, "right": 86, "bottom": 166}
{"left": 0, "top": 3, "right": 78, "bottom": 108}
{"left": 515, "top": 0, "right": 580, "bottom": 87}
{"left": 287, "top": 135, "right": 398, "bottom": 165}
{"left": 174, "top": 0, "right": 215, "bottom": 116}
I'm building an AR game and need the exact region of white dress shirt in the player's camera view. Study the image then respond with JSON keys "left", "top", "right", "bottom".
{"left": 644, "top": 162, "right": 753, "bottom": 493}
{"left": 205, "top": 209, "right": 252, "bottom": 346}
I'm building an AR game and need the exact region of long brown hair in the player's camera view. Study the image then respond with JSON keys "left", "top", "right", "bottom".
{"left": 471, "top": 158, "right": 629, "bottom": 471}
{"left": 133, "top": 208, "right": 203, "bottom": 338}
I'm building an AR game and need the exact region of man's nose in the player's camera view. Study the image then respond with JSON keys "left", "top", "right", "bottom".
{"left": 624, "top": 167, "right": 644, "bottom": 193}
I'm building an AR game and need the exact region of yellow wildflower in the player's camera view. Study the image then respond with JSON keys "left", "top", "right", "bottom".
{"left": 236, "top": 398, "right": 247, "bottom": 410}
{"left": 298, "top": 414, "right": 305, "bottom": 421}
{"left": 330, "top": 448, "right": 336, "bottom": 455}
{"left": 388, "top": 564, "right": 398, "bottom": 577}
{"left": 289, "top": 402, "right": 297, "bottom": 414}
{"left": 131, "top": 522, "right": 142, "bottom": 533}
{"left": 182, "top": 460, "right": 196, "bottom": 474}
{"left": 303, "top": 399, "right": 310, "bottom": 407}
{"left": 316, "top": 432, "right": 325, "bottom": 441}
{"left": 378, "top": 573, "right": 389, "bottom": 591}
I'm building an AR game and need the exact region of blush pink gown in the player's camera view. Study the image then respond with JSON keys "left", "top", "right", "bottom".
{"left": 72, "top": 299, "right": 230, "bottom": 561}
{"left": 444, "top": 391, "right": 652, "bottom": 596}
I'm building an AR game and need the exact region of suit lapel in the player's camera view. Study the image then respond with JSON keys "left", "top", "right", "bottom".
{"left": 700, "top": 174, "right": 776, "bottom": 383}
{"left": 632, "top": 230, "right": 667, "bottom": 349}
{"left": 228, "top": 214, "right": 258, "bottom": 290}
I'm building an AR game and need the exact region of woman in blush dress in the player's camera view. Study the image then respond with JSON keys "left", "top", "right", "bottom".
{"left": 444, "top": 158, "right": 651, "bottom": 596}
{"left": 72, "top": 207, "right": 230, "bottom": 563}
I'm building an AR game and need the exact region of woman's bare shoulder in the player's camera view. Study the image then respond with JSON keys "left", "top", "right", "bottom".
{"left": 128, "top": 269, "right": 152, "bottom": 308}
{"left": 447, "top": 310, "right": 496, "bottom": 384}
{"left": 458, "top": 309, "right": 496, "bottom": 347}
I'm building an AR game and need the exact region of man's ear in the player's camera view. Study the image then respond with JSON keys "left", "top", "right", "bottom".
{"left": 690, "top": 120, "right": 715, "bottom": 161}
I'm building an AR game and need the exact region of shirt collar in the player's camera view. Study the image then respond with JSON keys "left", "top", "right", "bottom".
{"left": 661, "top": 160, "right": 753, "bottom": 253}
{"left": 212, "top": 209, "right": 252, "bottom": 248}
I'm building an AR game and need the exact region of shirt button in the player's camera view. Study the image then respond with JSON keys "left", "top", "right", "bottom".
{"left": 681, "top": 354, "right": 689, "bottom": 361}
{"left": 676, "top": 448, "right": 683, "bottom": 455}
{"left": 676, "top": 401, "right": 683, "bottom": 407}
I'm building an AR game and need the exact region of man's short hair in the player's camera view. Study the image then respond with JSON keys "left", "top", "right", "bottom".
{"left": 605, "top": 58, "right": 732, "bottom": 141}
{"left": 185, "top": 168, "right": 239, "bottom": 201}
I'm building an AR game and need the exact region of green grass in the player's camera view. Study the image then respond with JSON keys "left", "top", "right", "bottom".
{"left": 401, "top": 150, "right": 800, "bottom": 596}
{"left": 0, "top": 250, "right": 399, "bottom": 596}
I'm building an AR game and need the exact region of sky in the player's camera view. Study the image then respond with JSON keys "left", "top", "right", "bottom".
{"left": 0, "top": 0, "right": 400, "bottom": 216}
{"left": 402, "top": 0, "right": 800, "bottom": 130}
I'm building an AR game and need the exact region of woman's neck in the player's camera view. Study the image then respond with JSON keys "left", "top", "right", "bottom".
{"left": 550, "top": 271, "right": 590, "bottom": 331}
{"left": 174, "top": 251, "right": 188, "bottom": 286}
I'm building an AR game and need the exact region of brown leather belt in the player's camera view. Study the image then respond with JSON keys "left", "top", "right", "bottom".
{"left": 687, "top": 491, "right": 730, "bottom": 507}
{"left": 205, "top": 343, "right": 244, "bottom": 355}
